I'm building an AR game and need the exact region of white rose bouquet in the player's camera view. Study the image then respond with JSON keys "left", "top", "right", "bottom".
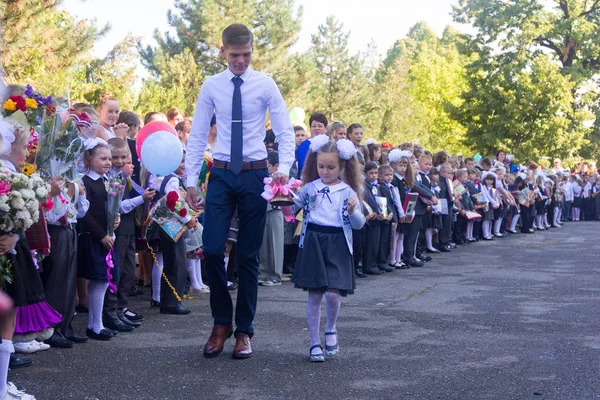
{"left": 0, "top": 161, "right": 50, "bottom": 288}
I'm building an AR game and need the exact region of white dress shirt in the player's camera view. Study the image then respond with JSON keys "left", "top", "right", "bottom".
{"left": 186, "top": 67, "right": 294, "bottom": 187}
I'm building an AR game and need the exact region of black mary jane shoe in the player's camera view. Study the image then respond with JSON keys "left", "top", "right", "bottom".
{"left": 103, "top": 317, "right": 135, "bottom": 332}
{"left": 439, "top": 246, "right": 452, "bottom": 253}
{"left": 426, "top": 248, "right": 440, "bottom": 254}
{"left": 150, "top": 300, "right": 161, "bottom": 308}
{"left": 378, "top": 265, "right": 395, "bottom": 273}
{"left": 9, "top": 354, "right": 32, "bottom": 369}
{"left": 45, "top": 333, "right": 74, "bottom": 349}
{"left": 86, "top": 328, "right": 113, "bottom": 341}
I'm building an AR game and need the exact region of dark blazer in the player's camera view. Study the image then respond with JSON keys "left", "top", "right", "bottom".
{"left": 379, "top": 183, "right": 398, "bottom": 223}
{"left": 412, "top": 172, "right": 435, "bottom": 216}
{"left": 363, "top": 179, "right": 382, "bottom": 215}
{"left": 438, "top": 177, "right": 453, "bottom": 202}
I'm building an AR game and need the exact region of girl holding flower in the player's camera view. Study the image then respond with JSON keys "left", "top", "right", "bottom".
{"left": 0, "top": 120, "right": 60, "bottom": 400}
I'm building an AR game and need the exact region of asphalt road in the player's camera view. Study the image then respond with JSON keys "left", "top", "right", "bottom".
{"left": 11, "top": 221, "right": 600, "bottom": 400}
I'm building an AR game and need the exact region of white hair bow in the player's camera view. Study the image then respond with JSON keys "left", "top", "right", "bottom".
{"left": 84, "top": 137, "right": 109, "bottom": 150}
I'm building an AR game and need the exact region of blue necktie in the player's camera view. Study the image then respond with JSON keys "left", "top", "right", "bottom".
{"left": 230, "top": 76, "right": 244, "bottom": 174}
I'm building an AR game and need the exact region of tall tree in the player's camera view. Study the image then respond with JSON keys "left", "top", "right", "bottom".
{"left": 308, "top": 16, "right": 378, "bottom": 132}
{"left": 453, "top": 0, "right": 600, "bottom": 159}
{"left": 1, "top": 0, "right": 108, "bottom": 97}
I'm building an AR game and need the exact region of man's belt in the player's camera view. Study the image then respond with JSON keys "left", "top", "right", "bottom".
{"left": 212, "top": 159, "right": 268, "bottom": 170}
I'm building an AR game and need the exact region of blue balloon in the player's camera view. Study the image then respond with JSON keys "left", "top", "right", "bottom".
{"left": 140, "top": 130, "right": 183, "bottom": 177}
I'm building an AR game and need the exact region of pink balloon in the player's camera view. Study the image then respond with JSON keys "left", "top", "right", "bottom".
{"left": 136, "top": 121, "right": 177, "bottom": 158}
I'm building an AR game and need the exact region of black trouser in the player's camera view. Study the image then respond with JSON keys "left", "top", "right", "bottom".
{"left": 377, "top": 222, "right": 392, "bottom": 268}
{"left": 455, "top": 215, "right": 468, "bottom": 244}
{"left": 362, "top": 220, "right": 380, "bottom": 270}
{"left": 520, "top": 206, "right": 532, "bottom": 232}
{"left": 116, "top": 234, "right": 136, "bottom": 311}
{"left": 41, "top": 225, "right": 78, "bottom": 337}
{"left": 352, "top": 228, "right": 364, "bottom": 270}
{"left": 403, "top": 215, "right": 422, "bottom": 259}
{"left": 439, "top": 214, "right": 452, "bottom": 246}
{"left": 157, "top": 228, "right": 187, "bottom": 308}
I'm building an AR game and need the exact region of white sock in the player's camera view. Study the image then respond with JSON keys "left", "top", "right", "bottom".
{"left": 196, "top": 259, "right": 205, "bottom": 287}
{"left": 324, "top": 290, "right": 341, "bottom": 347}
{"left": 493, "top": 218, "right": 503, "bottom": 235}
{"left": 395, "top": 233, "right": 404, "bottom": 262}
{"left": 307, "top": 290, "right": 323, "bottom": 354}
{"left": 187, "top": 259, "right": 201, "bottom": 290}
{"left": 88, "top": 281, "right": 109, "bottom": 334}
{"left": 510, "top": 214, "right": 520, "bottom": 231}
{"left": 467, "top": 221, "right": 474, "bottom": 239}
{"left": 425, "top": 228, "right": 434, "bottom": 250}
{"left": 152, "top": 252, "right": 163, "bottom": 302}
{"left": 0, "top": 339, "right": 13, "bottom": 397}
{"left": 482, "top": 221, "right": 490, "bottom": 238}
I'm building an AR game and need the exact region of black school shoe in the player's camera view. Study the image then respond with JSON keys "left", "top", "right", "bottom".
{"left": 123, "top": 309, "right": 145, "bottom": 321}
{"left": 355, "top": 269, "right": 367, "bottom": 278}
{"left": 45, "top": 332, "right": 74, "bottom": 349}
{"left": 119, "top": 314, "right": 142, "bottom": 328}
{"left": 9, "top": 354, "right": 32, "bottom": 369}
{"left": 160, "top": 305, "right": 192, "bottom": 315}
{"left": 103, "top": 316, "right": 135, "bottom": 332}
{"left": 86, "top": 328, "right": 113, "bottom": 341}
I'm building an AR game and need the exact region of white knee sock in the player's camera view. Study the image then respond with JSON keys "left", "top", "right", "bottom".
{"left": 467, "top": 221, "right": 474, "bottom": 239}
{"left": 482, "top": 221, "right": 490, "bottom": 238}
{"left": 88, "top": 281, "right": 109, "bottom": 334}
{"left": 395, "top": 233, "right": 404, "bottom": 262}
{"left": 425, "top": 228, "right": 434, "bottom": 250}
{"left": 188, "top": 259, "right": 200, "bottom": 290}
{"left": 510, "top": 214, "right": 520, "bottom": 231}
{"left": 493, "top": 218, "right": 503, "bottom": 235}
{"left": 196, "top": 259, "right": 205, "bottom": 287}
{"left": 307, "top": 290, "right": 323, "bottom": 353}
{"left": 0, "top": 339, "right": 13, "bottom": 397}
{"left": 324, "top": 290, "right": 341, "bottom": 347}
{"left": 152, "top": 252, "right": 163, "bottom": 302}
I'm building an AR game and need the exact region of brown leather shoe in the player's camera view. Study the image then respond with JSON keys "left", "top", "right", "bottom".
{"left": 232, "top": 334, "right": 253, "bottom": 359}
{"left": 203, "top": 325, "right": 233, "bottom": 358}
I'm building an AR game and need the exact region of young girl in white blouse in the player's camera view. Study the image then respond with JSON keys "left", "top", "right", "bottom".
{"left": 481, "top": 172, "right": 500, "bottom": 240}
{"left": 292, "top": 136, "right": 365, "bottom": 363}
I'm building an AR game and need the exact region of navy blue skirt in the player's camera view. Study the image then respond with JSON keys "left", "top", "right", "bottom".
{"left": 78, "top": 233, "right": 120, "bottom": 282}
{"left": 293, "top": 224, "right": 355, "bottom": 296}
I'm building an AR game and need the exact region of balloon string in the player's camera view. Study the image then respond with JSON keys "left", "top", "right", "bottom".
{"left": 146, "top": 241, "right": 182, "bottom": 303}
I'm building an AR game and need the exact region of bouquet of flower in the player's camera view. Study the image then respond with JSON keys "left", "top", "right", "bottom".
{"left": 149, "top": 188, "right": 194, "bottom": 242}
{"left": 106, "top": 175, "right": 126, "bottom": 238}
{"left": 1, "top": 86, "right": 52, "bottom": 128}
{"left": 0, "top": 161, "right": 50, "bottom": 288}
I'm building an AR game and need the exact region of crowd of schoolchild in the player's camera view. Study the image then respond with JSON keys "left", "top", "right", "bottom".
{"left": 0, "top": 83, "right": 599, "bottom": 397}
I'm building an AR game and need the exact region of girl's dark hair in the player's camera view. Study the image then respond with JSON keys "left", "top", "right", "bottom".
{"left": 358, "top": 145, "right": 369, "bottom": 163}
{"left": 143, "top": 112, "right": 164, "bottom": 125}
{"left": 116, "top": 110, "right": 140, "bottom": 127}
{"left": 432, "top": 151, "right": 449, "bottom": 166}
{"left": 346, "top": 123, "right": 363, "bottom": 136}
{"left": 166, "top": 107, "right": 183, "bottom": 121}
{"left": 393, "top": 156, "right": 414, "bottom": 188}
{"left": 480, "top": 157, "right": 492, "bottom": 167}
{"left": 303, "top": 141, "right": 363, "bottom": 202}
{"left": 175, "top": 119, "right": 192, "bottom": 135}
{"left": 367, "top": 143, "right": 381, "bottom": 163}
{"left": 430, "top": 167, "right": 440, "bottom": 176}
{"left": 496, "top": 150, "right": 506, "bottom": 158}
{"left": 484, "top": 173, "right": 496, "bottom": 187}
{"left": 264, "top": 129, "right": 276, "bottom": 144}
{"left": 83, "top": 143, "right": 110, "bottom": 170}
{"left": 267, "top": 151, "right": 279, "bottom": 166}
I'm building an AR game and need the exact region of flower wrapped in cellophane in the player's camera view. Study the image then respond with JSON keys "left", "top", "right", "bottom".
{"left": 106, "top": 174, "right": 126, "bottom": 238}
{"left": 0, "top": 160, "right": 50, "bottom": 288}
{"left": 35, "top": 108, "right": 89, "bottom": 182}
{"left": 149, "top": 189, "right": 195, "bottom": 242}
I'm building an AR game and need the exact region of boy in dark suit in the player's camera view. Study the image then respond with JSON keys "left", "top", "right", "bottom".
{"left": 362, "top": 162, "right": 384, "bottom": 275}
{"left": 378, "top": 165, "right": 397, "bottom": 271}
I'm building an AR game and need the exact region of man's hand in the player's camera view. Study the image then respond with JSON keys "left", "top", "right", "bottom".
{"left": 271, "top": 172, "right": 289, "bottom": 186}
{"left": 187, "top": 187, "right": 200, "bottom": 211}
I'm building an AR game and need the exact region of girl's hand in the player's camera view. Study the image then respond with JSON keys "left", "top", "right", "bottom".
{"left": 113, "top": 123, "right": 129, "bottom": 139}
{"left": 0, "top": 235, "right": 17, "bottom": 255}
{"left": 78, "top": 183, "right": 85, "bottom": 196}
{"left": 431, "top": 196, "right": 439, "bottom": 205}
{"left": 49, "top": 177, "right": 63, "bottom": 197}
{"left": 347, "top": 197, "right": 356, "bottom": 215}
{"left": 113, "top": 214, "right": 121, "bottom": 231}
{"left": 405, "top": 215, "right": 414, "bottom": 224}
{"left": 142, "top": 189, "right": 156, "bottom": 201}
{"left": 387, "top": 214, "right": 393, "bottom": 221}
{"left": 186, "top": 217, "right": 198, "bottom": 230}
{"left": 101, "top": 235, "right": 114, "bottom": 250}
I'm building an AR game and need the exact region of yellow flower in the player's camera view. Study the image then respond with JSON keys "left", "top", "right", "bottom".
{"left": 25, "top": 98, "right": 37, "bottom": 109}
{"left": 3, "top": 99, "right": 16, "bottom": 111}
{"left": 22, "top": 164, "right": 36, "bottom": 177}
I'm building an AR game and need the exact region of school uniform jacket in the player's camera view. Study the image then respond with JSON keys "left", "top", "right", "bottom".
{"left": 362, "top": 179, "right": 382, "bottom": 215}
{"left": 412, "top": 172, "right": 435, "bottom": 216}
{"left": 378, "top": 182, "right": 399, "bottom": 223}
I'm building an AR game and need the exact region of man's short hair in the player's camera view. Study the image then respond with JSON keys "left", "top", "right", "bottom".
{"left": 222, "top": 24, "right": 253, "bottom": 47}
